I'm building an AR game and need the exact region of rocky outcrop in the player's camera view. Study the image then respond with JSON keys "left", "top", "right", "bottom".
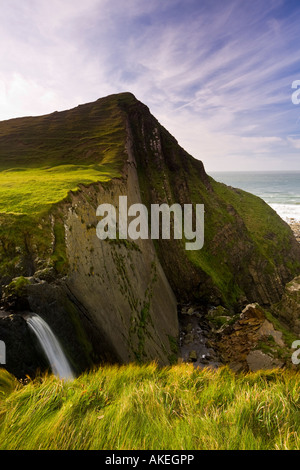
{"left": 0, "top": 311, "right": 46, "bottom": 378}
{"left": 212, "top": 303, "right": 289, "bottom": 372}
{"left": 272, "top": 276, "right": 300, "bottom": 333}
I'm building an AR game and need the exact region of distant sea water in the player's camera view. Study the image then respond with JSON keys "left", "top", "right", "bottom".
{"left": 209, "top": 171, "right": 300, "bottom": 223}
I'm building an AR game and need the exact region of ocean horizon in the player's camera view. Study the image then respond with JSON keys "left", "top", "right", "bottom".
{"left": 209, "top": 170, "right": 300, "bottom": 223}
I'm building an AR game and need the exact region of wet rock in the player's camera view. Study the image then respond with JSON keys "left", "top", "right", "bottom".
{"left": 0, "top": 312, "right": 46, "bottom": 379}
{"left": 184, "top": 333, "right": 194, "bottom": 344}
{"left": 179, "top": 307, "right": 222, "bottom": 369}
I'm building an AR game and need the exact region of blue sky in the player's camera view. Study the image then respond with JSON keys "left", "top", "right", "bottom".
{"left": 0, "top": 0, "right": 300, "bottom": 171}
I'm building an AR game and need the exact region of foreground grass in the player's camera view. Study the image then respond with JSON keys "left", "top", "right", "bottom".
{"left": 0, "top": 363, "right": 299, "bottom": 450}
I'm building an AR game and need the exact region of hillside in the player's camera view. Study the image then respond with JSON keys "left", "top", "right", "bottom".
{"left": 0, "top": 92, "right": 300, "bottom": 378}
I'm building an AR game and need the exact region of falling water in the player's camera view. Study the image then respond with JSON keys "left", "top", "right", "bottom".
{"left": 26, "top": 314, "right": 74, "bottom": 381}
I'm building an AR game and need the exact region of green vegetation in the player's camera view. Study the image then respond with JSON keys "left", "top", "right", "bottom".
{"left": 210, "top": 179, "right": 297, "bottom": 266}
{"left": 0, "top": 93, "right": 130, "bottom": 278}
{"left": 0, "top": 91, "right": 299, "bottom": 307}
{"left": 3, "top": 276, "right": 31, "bottom": 298}
{"left": 0, "top": 94, "right": 128, "bottom": 216}
{"left": 0, "top": 164, "right": 121, "bottom": 215}
{"left": 126, "top": 98, "right": 300, "bottom": 307}
{"left": 0, "top": 364, "right": 300, "bottom": 450}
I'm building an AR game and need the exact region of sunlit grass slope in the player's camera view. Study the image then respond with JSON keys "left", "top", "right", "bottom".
{"left": 0, "top": 364, "right": 299, "bottom": 450}
{"left": 0, "top": 93, "right": 130, "bottom": 215}
{"left": 0, "top": 164, "right": 121, "bottom": 215}
{"left": 0, "top": 93, "right": 135, "bottom": 277}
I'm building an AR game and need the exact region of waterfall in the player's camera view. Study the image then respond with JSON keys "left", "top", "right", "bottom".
{"left": 26, "top": 314, "right": 75, "bottom": 381}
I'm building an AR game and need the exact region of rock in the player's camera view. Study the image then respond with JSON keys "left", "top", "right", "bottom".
{"left": 0, "top": 312, "right": 47, "bottom": 379}
{"left": 240, "top": 303, "right": 265, "bottom": 321}
{"left": 33, "top": 267, "right": 56, "bottom": 283}
{"left": 184, "top": 333, "right": 194, "bottom": 344}
{"left": 246, "top": 350, "right": 284, "bottom": 371}
{"left": 207, "top": 305, "right": 230, "bottom": 318}
{"left": 289, "top": 221, "right": 300, "bottom": 242}
{"left": 1, "top": 277, "right": 34, "bottom": 311}
{"left": 214, "top": 302, "right": 288, "bottom": 371}
{"left": 257, "top": 320, "right": 285, "bottom": 347}
{"left": 272, "top": 276, "right": 300, "bottom": 333}
{"left": 188, "top": 350, "right": 198, "bottom": 362}
{"left": 181, "top": 305, "right": 200, "bottom": 316}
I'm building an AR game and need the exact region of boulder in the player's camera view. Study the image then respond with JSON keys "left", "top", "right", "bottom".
{"left": 246, "top": 350, "right": 284, "bottom": 372}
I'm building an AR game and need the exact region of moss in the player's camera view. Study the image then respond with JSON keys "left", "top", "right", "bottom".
{"left": 0, "top": 94, "right": 129, "bottom": 283}
{"left": 167, "top": 335, "right": 179, "bottom": 364}
{"left": 3, "top": 276, "right": 31, "bottom": 298}
{"left": 262, "top": 308, "right": 298, "bottom": 348}
{"left": 129, "top": 261, "right": 158, "bottom": 362}
{"left": 108, "top": 236, "right": 141, "bottom": 253}
{"left": 51, "top": 218, "right": 68, "bottom": 275}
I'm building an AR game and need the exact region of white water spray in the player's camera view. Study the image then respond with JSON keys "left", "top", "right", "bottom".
{"left": 26, "top": 314, "right": 74, "bottom": 381}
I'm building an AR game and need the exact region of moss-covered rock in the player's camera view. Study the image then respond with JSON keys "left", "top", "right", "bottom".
{"left": 2, "top": 276, "right": 32, "bottom": 310}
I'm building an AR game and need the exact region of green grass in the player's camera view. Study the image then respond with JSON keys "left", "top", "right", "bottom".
{"left": 0, "top": 93, "right": 131, "bottom": 216}
{"left": 0, "top": 164, "right": 121, "bottom": 215}
{"left": 0, "top": 364, "right": 299, "bottom": 450}
{"left": 0, "top": 93, "right": 132, "bottom": 277}
{"left": 210, "top": 178, "right": 294, "bottom": 262}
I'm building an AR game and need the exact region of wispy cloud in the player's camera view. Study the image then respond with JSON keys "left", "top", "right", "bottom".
{"left": 0, "top": 0, "right": 299, "bottom": 170}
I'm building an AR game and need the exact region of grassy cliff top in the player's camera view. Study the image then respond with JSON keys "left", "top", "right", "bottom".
{"left": 0, "top": 93, "right": 135, "bottom": 215}
{"left": 0, "top": 93, "right": 137, "bottom": 277}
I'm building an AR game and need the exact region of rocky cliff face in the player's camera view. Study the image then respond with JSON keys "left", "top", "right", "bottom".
{"left": 62, "top": 135, "right": 178, "bottom": 366}
{"left": 272, "top": 275, "right": 300, "bottom": 334}
{"left": 0, "top": 92, "right": 300, "bottom": 378}
{"left": 121, "top": 94, "right": 300, "bottom": 307}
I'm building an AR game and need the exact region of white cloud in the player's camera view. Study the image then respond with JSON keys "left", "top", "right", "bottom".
{"left": 288, "top": 137, "right": 300, "bottom": 149}
{"left": 0, "top": 0, "right": 299, "bottom": 170}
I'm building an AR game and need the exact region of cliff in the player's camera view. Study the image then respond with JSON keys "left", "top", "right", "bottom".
{"left": 0, "top": 92, "right": 299, "bottom": 377}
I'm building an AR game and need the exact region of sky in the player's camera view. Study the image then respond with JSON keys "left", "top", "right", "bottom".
{"left": 0, "top": 0, "right": 300, "bottom": 171}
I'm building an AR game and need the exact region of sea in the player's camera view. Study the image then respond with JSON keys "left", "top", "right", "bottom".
{"left": 209, "top": 171, "right": 300, "bottom": 223}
